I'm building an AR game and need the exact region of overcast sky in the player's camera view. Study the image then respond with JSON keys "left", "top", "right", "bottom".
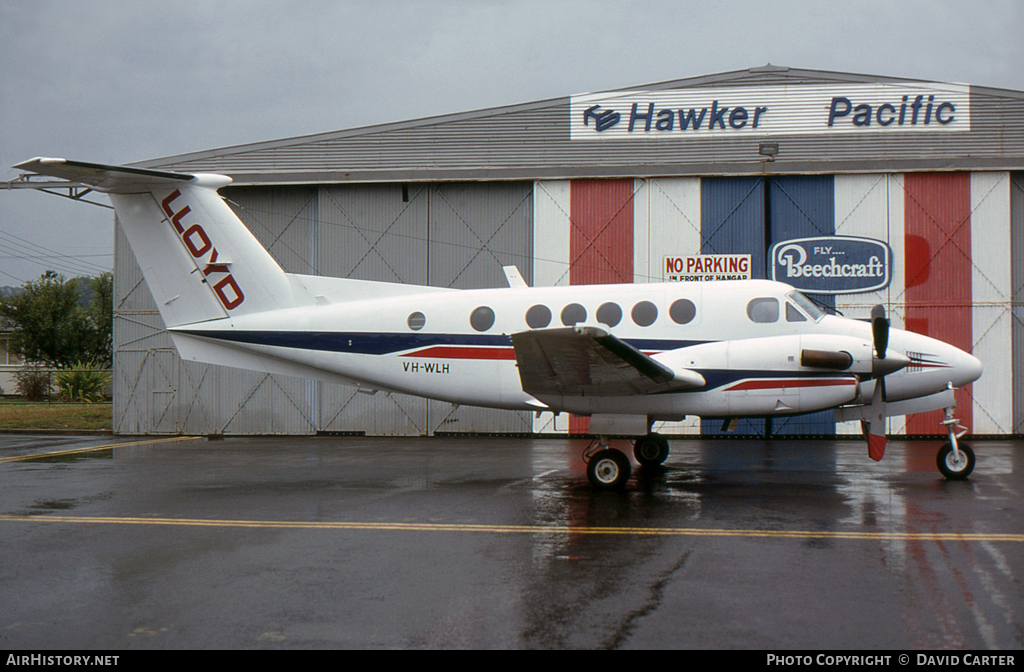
{"left": 1, "top": 0, "right": 1022, "bottom": 284}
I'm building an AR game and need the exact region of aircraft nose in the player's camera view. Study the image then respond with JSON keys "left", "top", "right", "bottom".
{"left": 953, "top": 349, "right": 983, "bottom": 387}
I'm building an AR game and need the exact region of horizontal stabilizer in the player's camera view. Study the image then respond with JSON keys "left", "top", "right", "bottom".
{"left": 14, "top": 157, "right": 204, "bottom": 193}
{"left": 511, "top": 326, "right": 704, "bottom": 398}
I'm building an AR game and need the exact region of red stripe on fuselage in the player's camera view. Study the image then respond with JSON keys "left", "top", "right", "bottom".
{"left": 724, "top": 378, "right": 855, "bottom": 392}
{"left": 400, "top": 346, "right": 516, "bottom": 360}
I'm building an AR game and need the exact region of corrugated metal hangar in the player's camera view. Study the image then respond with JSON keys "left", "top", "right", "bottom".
{"left": 116, "top": 65, "right": 1024, "bottom": 437}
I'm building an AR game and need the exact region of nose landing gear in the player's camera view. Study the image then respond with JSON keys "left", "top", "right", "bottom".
{"left": 937, "top": 405, "right": 975, "bottom": 480}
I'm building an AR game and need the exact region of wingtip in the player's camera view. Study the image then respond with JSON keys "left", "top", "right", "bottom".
{"left": 13, "top": 157, "right": 66, "bottom": 171}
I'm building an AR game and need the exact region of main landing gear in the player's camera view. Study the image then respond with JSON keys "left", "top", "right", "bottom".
{"left": 583, "top": 433, "right": 670, "bottom": 490}
{"left": 633, "top": 433, "right": 670, "bottom": 467}
{"left": 937, "top": 406, "right": 975, "bottom": 480}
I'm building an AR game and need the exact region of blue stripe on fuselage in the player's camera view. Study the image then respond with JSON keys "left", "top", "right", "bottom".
{"left": 177, "top": 330, "right": 855, "bottom": 392}
{"left": 177, "top": 330, "right": 706, "bottom": 356}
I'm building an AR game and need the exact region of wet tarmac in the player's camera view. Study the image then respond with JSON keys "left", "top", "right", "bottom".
{"left": 0, "top": 433, "right": 1022, "bottom": 650}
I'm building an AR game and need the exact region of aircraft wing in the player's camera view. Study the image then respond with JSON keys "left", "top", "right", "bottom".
{"left": 14, "top": 157, "right": 195, "bottom": 193}
{"left": 511, "top": 326, "right": 705, "bottom": 397}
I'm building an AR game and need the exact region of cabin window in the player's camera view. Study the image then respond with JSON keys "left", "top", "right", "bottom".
{"left": 561, "top": 303, "right": 587, "bottom": 326}
{"left": 631, "top": 301, "right": 658, "bottom": 327}
{"left": 526, "top": 304, "right": 551, "bottom": 329}
{"left": 470, "top": 306, "right": 495, "bottom": 331}
{"left": 407, "top": 311, "right": 426, "bottom": 331}
{"left": 747, "top": 297, "right": 779, "bottom": 323}
{"left": 669, "top": 298, "right": 696, "bottom": 325}
{"left": 596, "top": 302, "right": 622, "bottom": 327}
{"left": 786, "top": 302, "right": 807, "bottom": 322}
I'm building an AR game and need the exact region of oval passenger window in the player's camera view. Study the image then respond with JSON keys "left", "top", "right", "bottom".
{"left": 669, "top": 299, "right": 696, "bottom": 325}
{"left": 596, "top": 302, "right": 622, "bottom": 327}
{"left": 407, "top": 311, "right": 426, "bottom": 331}
{"left": 470, "top": 306, "right": 496, "bottom": 331}
{"left": 746, "top": 297, "right": 779, "bottom": 323}
{"left": 631, "top": 301, "right": 658, "bottom": 327}
{"left": 525, "top": 304, "right": 551, "bottom": 329}
{"left": 561, "top": 303, "right": 587, "bottom": 326}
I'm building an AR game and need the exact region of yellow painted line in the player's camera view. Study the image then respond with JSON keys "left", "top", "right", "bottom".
{"left": 0, "top": 514, "right": 1021, "bottom": 543}
{"left": 0, "top": 436, "right": 203, "bottom": 463}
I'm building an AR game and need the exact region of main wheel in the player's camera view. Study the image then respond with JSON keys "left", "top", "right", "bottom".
{"left": 633, "top": 434, "right": 669, "bottom": 467}
{"left": 937, "top": 442, "right": 975, "bottom": 480}
{"left": 587, "top": 449, "right": 632, "bottom": 490}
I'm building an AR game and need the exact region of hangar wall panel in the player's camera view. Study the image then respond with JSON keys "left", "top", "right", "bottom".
{"left": 532, "top": 181, "right": 572, "bottom": 289}
{"left": 833, "top": 174, "right": 907, "bottom": 435}
{"left": 569, "top": 180, "right": 636, "bottom": 286}
{"left": 636, "top": 178, "right": 703, "bottom": 435}
{"left": 568, "top": 179, "right": 636, "bottom": 433}
{"left": 427, "top": 182, "right": 534, "bottom": 289}
{"left": 1013, "top": 174, "right": 1024, "bottom": 434}
{"left": 316, "top": 183, "right": 429, "bottom": 435}
{"left": 633, "top": 178, "right": 702, "bottom": 284}
{"left": 768, "top": 176, "right": 836, "bottom": 435}
{"left": 532, "top": 181, "right": 572, "bottom": 433}
{"left": 227, "top": 187, "right": 319, "bottom": 275}
{"left": 902, "top": 173, "right": 974, "bottom": 433}
{"left": 425, "top": 182, "right": 534, "bottom": 434}
{"left": 317, "top": 184, "right": 428, "bottom": 283}
{"left": 969, "top": 172, "right": 1012, "bottom": 434}
{"left": 700, "top": 177, "right": 766, "bottom": 436}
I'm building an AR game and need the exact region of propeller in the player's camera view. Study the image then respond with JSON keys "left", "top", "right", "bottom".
{"left": 871, "top": 304, "right": 888, "bottom": 360}
{"left": 870, "top": 304, "right": 910, "bottom": 377}
{"left": 863, "top": 305, "right": 909, "bottom": 462}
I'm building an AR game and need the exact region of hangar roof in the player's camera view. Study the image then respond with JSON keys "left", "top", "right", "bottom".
{"left": 134, "top": 65, "right": 1024, "bottom": 184}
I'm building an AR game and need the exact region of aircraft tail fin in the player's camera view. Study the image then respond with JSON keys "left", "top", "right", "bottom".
{"left": 15, "top": 158, "right": 296, "bottom": 328}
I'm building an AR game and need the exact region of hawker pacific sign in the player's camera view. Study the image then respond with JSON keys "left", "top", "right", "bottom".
{"left": 770, "top": 237, "right": 892, "bottom": 295}
{"left": 570, "top": 83, "right": 970, "bottom": 140}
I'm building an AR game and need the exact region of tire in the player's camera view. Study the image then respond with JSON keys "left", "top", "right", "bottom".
{"left": 633, "top": 434, "right": 669, "bottom": 467}
{"left": 587, "top": 449, "right": 632, "bottom": 490}
{"left": 937, "top": 442, "right": 975, "bottom": 480}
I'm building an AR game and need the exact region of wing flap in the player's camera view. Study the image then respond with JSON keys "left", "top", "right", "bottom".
{"left": 511, "top": 326, "right": 704, "bottom": 398}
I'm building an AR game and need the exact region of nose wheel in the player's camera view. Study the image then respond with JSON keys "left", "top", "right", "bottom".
{"left": 937, "top": 441, "right": 975, "bottom": 480}
{"left": 937, "top": 403, "right": 975, "bottom": 480}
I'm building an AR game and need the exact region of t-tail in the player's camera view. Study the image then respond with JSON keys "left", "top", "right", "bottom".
{"left": 13, "top": 158, "right": 296, "bottom": 328}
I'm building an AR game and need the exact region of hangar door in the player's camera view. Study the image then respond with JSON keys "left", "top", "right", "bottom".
{"left": 316, "top": 182, "right": 534, "bottom": 436}
{"left": 114, "top": 182, "right": 534, "bottom": 436}
{"left": 700, "top": 175, "right": 837, "bottom": 437}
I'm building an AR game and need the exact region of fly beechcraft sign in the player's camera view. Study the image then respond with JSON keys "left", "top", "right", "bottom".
{"left": 770, "top": 236, "right": 892, "bottom": 295}
{"left": 570, "top": 83, "right": 970, "bottom": 140}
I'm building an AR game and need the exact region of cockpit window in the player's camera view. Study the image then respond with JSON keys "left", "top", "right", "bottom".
{"left": 786, "top": 302, "right": 807, "bottom": 322}
{"left": 787, "top": 291, "right": 824, "bottom": 321}
{"left": 746, "top": 297, "right": 779, "bottom": 323}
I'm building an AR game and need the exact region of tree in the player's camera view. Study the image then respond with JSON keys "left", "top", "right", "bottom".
{"left": 0, "top": 271, "right": 113, "bottom": 369}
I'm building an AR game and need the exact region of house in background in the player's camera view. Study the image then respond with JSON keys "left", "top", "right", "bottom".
{"left": 0, "top": 326, "right": 24, "bottom": 395}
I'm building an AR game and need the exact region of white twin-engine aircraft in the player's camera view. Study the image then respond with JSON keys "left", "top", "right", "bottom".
{"left": 15, "top": 158, "right": 984, "bottom": 489}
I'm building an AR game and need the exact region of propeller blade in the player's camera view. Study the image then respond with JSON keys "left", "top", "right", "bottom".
{"left": 865, "top": 377, "right": 887, "bottom": 461}
{"left": 868, "top": 304, "right": 909, "bottom": 377}
{"left": 871, "top": 304, "right": 889, "bottom": 360}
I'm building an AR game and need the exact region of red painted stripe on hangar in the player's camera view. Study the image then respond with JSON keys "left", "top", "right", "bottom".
{"left": 569, "top": 179, "right": 636, "bottom": 433}
{"left": 903, "top": 173, "right": 973, "bottom": 432}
